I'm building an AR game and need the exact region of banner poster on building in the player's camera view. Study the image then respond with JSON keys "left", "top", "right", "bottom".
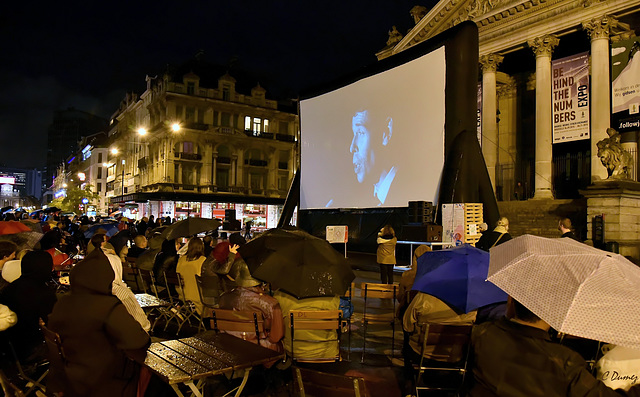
{"left": 477, "top": 83, "right": 482, "bottom": 146}
{"left": 611, "top": 37, "right": 640, "bottom": 132}
{"left": 552, "top": 52, "right": 590, "bottom": 143}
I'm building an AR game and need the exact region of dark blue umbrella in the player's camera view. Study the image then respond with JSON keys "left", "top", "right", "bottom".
{"left": 83, "top": 222, "right": 119, "bottom": 238}
{"left": 412, "top": 244, "right": 507, "bottom": 313}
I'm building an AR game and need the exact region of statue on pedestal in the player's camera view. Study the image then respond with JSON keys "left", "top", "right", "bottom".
{"left": 596, "top": 128, "right": 632, "bottom": 180}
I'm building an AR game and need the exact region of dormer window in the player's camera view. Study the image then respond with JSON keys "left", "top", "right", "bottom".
{"left": 223, "top": 85, "right": 230, "bottom": 101}
{"left": 187, "top": 82, "right": 195, "bottom": 95}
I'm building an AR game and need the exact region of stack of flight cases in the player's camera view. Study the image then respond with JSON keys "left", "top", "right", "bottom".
{"left": 400, "top": 201, "right": 443, "bottom": 242}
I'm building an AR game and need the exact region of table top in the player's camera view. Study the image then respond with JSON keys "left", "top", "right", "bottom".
{"left": 135, "top": 293, "right": 170, "bottom": 309}
{"left": 144, "top": 331, "right": 284, "bottom": 384}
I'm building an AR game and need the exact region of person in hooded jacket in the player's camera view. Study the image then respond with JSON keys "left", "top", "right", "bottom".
{"left": 48, "top": 248, "right": 150, "bottom": 397}
{"left": 0, "top": 250, "right": 57, "bottom": 361}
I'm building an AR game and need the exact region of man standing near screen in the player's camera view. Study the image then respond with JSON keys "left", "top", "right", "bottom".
{"left": 350, "top": 108, "right": 398, "bottom": 206}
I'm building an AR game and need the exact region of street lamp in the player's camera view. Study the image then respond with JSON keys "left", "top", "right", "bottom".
{"left": 137, "top": 127, "right": 147, "bottom": 136}
{"left": 121, "top": 159, "right": 125, "bottom": 196}
{"left": 171, "top": 123, "right": 181, "bottom": 132}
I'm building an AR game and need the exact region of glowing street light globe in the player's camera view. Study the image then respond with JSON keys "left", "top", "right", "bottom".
{"left": 138, "top": 128, "right": 147, "bottom": 136}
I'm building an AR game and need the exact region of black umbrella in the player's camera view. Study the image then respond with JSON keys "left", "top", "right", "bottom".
{"left": 239, "top": 228, "right": 355, "bottom": 298}
{"left": 239, "top": 227, "right": 303, "bottom": 272}
{"left": 160, "top": 217, "right": 221, "bottom": 240}
{"left": 43, "top": 207, "right": 61, "bottom": 214}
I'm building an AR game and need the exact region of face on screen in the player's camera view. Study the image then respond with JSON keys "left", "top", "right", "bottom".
{"left": 350, "top": 110, "right": 375, "bottom": 183}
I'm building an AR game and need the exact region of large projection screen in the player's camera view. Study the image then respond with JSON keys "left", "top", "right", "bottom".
{"left": 300, "top": 46, "right": 445, "bottom": 210}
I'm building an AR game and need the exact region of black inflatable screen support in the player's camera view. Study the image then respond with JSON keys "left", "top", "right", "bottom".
{"left": 436, "top": 130, "right": 500, "bottom": 229}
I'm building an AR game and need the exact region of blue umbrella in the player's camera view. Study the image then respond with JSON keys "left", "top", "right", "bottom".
{"left": 83, "top": 222, "right": 119, "bottom": 238}
{"left": 412, "top": 244, "right": 507, "bottom": 313}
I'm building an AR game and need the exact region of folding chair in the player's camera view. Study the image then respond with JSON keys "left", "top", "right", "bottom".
{"left": 133, "top": 268, "right": 172, "bottom": 331}
{"left": 209, "top": 309, "right": 266, "bottom": 396}
{"left": 210, "top": 308, "right": 265, "bottom": 344}
{"left": 1, "top": 339, "right": 48, "bottom": 396}
{"left": 294, "top": 366, "right": 370, "bottom": 397}
{"left": 360, "top": 283, "right": 398, "bottom": 363}
{"left": 39, "top": 319, "right": 65, "bottom": 365}
{"left": 413, "top": 322, "right": 473, "bottom": 396}
{"left": 123, "top": 257, "right": 142, "bottom": 292}
{"left": 162, "top": 271, "right": 204, "bottom": 335}
{"left": 0, "top": 368, "right": 25, "bottom": 397}
{"left": 343, "top": 282, "right": 355, "bottom": 361}
{"left": 289, "top": 309, "right": 342, "bottom": 363}
{"left": 195, "top": 274, "right": 223, "bottom": 316}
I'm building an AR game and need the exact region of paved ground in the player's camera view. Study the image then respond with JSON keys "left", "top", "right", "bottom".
{"left": 149, "top": 251, "right": 411, "bottom": 397}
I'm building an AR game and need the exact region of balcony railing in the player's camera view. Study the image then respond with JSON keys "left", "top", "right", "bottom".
{"left": 244, "top": 159, "right": 268, "bottom": 167}
{"left": 184, "top": 122, "right": 208, "bottom": 131}
{"left": 276, "top": 133, "right": 296, "bottom": 142}
{"left": 175, "top": 152, "right": 202, "bottom": 161}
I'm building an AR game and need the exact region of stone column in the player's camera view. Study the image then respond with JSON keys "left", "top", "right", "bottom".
{"left": 583, "top": 16, "right": 618, "bottom": 182}
{"left": 528, "top": 34, "right": 559, "bottom": 199}
{"left": 479, "top": 53, "right": 504, "bottom": 193}
{"left": 212, "top": 151, "right": 218, "bottom": 185}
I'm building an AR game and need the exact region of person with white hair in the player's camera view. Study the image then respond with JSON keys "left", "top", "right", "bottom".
{"left": 475, "top": 217, "right": 512, "bottom": 252}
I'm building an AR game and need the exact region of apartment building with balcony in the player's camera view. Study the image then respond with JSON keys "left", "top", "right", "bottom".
{"left": 105, "top": 56, "right": 299, "bottom": 228}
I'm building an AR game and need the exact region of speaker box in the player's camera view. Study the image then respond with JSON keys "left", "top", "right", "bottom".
{"left": 225, "top": 209, "right": 236, "bottom": 221}
{"left": 400, "top": 224, "right": 443, "bottom": 242}
{"left": 408, "top": 201, "right": 434, "bottom": 224}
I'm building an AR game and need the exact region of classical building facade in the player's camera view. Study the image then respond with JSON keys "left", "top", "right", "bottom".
{"left": 379, "top": 0, "right": 639, "bottom": 197}
{"left": 378, "top": 0, "right": 640, "bottom": 255}
{"left": 104, "top": 57, "right": 299, "bottom": 227}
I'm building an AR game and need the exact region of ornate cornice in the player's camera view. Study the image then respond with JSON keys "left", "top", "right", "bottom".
{"left": 582, "top": 15, "right": 618, "bottom": 40}
{"left": 389, "top": 0, "right": 639, "bottom": 58}
{"left": 480, "top": 53, "right": 505, "bottom": 72}
{"left": 528, "top": 34, "right": 560, "bottom": 57}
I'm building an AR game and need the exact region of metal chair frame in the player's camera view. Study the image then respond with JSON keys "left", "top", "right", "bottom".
{"left": 360, "top": 282, "right": 398, "bottom": 363}
{"left": 294, "top": 366, "right": 370, "bottom": 397}
{"left": 413, "top": 322, "right": 473, "bottom": 396}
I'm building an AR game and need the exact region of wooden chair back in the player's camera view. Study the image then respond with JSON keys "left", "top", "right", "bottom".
{"left": 289, "top": 309, "right": 342, "bottom": 363}
{"left": 210, "top": 308, "right": 265, "bottom": 344}
{"left": 123, "top": 256, "right": 142, "bottom": 292}
{"left": 39, "top": 318, "right": 66, "bottom": 364}
{"left": 294, "top": 366, "right": 370, "bottom": 397}
{"left": 195, "top": 274, "right": 222, "bottom": 309}
{"left": 360, "top": 283, "right": 398, "bottom": 362}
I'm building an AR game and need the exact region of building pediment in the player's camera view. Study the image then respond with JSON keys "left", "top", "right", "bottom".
{"left": 377, "top": 0, "right": 636, "bottom": 59}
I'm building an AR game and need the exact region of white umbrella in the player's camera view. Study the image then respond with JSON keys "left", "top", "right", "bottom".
{"left": 488, "top": 234, "right": 640, "bottom": 350}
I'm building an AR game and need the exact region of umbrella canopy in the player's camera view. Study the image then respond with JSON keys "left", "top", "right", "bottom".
{"left": 83, "top": 223, "right": 120, "bottom": 238}
{"left": 488, "top": 234, "right": 640, "bottom": 349}
{"left": 239, "top": 228, "right": 355, "bottom": 298}
{"left": 43, "top": 206, "right": 61, "bottom": 214}
{"left": 0, "top": 231, "right": 44, "bottom": 251}
{"left": 20, "top": 219, "right": 43, "bottom": 234}
{"left": 160, "top": 217, "right": 221, "bottom": 240}
{"left": 29, "top": 209, "right": 44, "bottom": 216}
{"left": 239, "top": 227, "right": 304, "bottom": 272}
{"left": 412, "top": 244, "right": 507, "bottom": 313}
{"left": 0, "top": 220, "right": 32, "bottom": 235}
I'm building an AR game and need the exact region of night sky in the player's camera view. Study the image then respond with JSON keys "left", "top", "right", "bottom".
{"left": 0, "top": 1, "right": 433, "bottom": 170}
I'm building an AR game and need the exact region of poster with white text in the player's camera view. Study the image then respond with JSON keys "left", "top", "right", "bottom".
{"left": 611, "top": 37, "right": 640, "bottom": 132}
{"left": 552, "top": 52, "right": 590, "bottom": 143}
